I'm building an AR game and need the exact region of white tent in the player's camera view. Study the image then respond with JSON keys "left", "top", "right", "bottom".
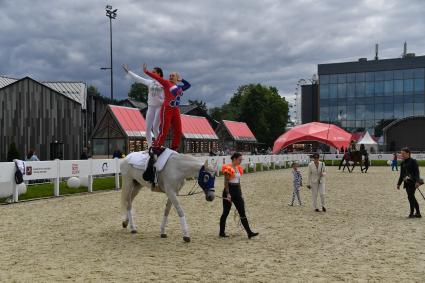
{"left": 356, "top": 131, "right": 378, "bottom": 153}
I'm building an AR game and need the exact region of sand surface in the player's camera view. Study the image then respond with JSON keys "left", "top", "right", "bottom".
{"left": 1, "top": 166, "right": 425, "bottom": 282}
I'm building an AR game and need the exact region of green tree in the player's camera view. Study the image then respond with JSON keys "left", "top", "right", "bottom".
{"left": 128, "top": 83, "right": 148, "bottom": 103}
{"left": 87, "top": 85, "right": 100, "bottom": 96}
{"left": 211, "top": 84, "right": 289, "bottom": 146}
{"left": 7, "top": 142, "right": 21, "bottom": 161}
{"left": 188, "top": 99, "right": 208, "bottom": 112}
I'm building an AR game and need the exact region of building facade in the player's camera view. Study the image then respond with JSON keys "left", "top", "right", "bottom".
{"left": 318, "top": 55, "right": 425, "bottom": 135}
{"left": 301, "top": 84, "right": 319, "bottom": 124}
{"left": 0, "top": 77, "right": 84, "bottom": 161}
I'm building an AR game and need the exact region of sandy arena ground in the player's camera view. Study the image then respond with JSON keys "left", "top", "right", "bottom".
{"left": 1, "top": 166, "right": 425, "bottom": 282}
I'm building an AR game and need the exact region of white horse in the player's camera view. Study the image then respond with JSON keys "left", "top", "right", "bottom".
{"left": 120, "top": 153, "right": 216, "bottom": 242}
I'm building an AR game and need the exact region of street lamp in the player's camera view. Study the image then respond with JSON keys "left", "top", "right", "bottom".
{"left": 101, "top": 5, "right": 118, "bottom": 100}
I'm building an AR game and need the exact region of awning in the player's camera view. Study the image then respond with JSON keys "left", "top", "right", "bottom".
{"left": 181, "top": 114, "right": 218, "bottom": 140}
{"left": 273, "top": 122, "right": 352, "bottom": 153}
{"left": 223, "top": 120, "right": 257, "bottom": 142}
{"left": 110, "top": 105, "right": 146, "bottom": 137}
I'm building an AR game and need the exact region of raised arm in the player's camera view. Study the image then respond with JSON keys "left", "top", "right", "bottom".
{"left": 179, "top": 79, "right": 191, "bottom": 91}
{"left": 143, "top": 63, "right": 168, "bottom": 87}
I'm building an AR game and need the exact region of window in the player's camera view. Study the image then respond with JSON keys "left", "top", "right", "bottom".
{"left": 366, "top": 82, "right": 374, "bottom": 96}
{"left": 414, "top": 95, "right": 424, "bottom": 103}
{"left": 384, "top": 104, "right": 394, "bottom": 119}
{"left": 414, "top": 68, "right": 425, "bottom": 79}
{"left": 404, "top": 95, "right": 414, "bottom": 103}
{"left": 320, "top": 75, "right": 330, "bottom": 84}
{"left": 404, "top": 79, "right": 414, "bottom": 94}
{"left": 375, "top": 71, "right": 385, "bottom": 81}
{"left": 320, "top": 98, "right": 329, "bottom": 107}
{"left": 346, "top": 105, "right": 355, "bottom": 120}
{"left": 375, "top": 104, "right": 384, "bottom": 119}
{"left": 394, "top": 70, "right": 403, "bottom": 80}
{"left": 404, "top": 103, "right": 414, "bottom": 117}
{"left": 356, "top": 82, "right": 365, "bottom": 97}
{"left": 365, "top": 104, "right": 374, "bottom": 120}
{"left": 347, "top": 97, "right": 356, "bottom": 106}
{"left": 356, "top": 105, "right": 366, "bottom": 120}
{"left": 365, "top": 72, "right": 374, "bottom": 82}
{"left": 374, "top": 81, "right": 384, "bottom": 95}
{"left": 338, "top": 83, "right": 346, "bottom": 98}
{"left": 356, "top": 72, "right": 365, "bottom": 82}
{"left": 374, "top": 96, "right": 385, "bottom": 104}
{"left": 337, "top": 106, "right": 347, "bottom": 120}
{"left": 320, "top": 84, "right": 329, "bottom": 98}
{"left": 329, "top": 84, "right": 338, "bottom": 98}
{"left": 347, "top": 73, "right": 356, "bottom": 83}
{"left": 320, "top": 107, "right": 329, "bottom": 121}
{"left": 384, "top": 80, "right": 393, "bottom": 94}
{"left": 403, "top": 69, "right": 414, "bottom": 79}
{"left": 347, "top": 83, "right": 356, "bottom": 97}
{"left": 414, "top": 78, "right": 424, "bottom": 93}
{"left": 394, "top": 103, "right": 403, "bottom": 117}
{"left": 414, "top": 103, "right": 424, "bottom": 115}
{"left": 329, "top": 106, "right": 338, "bottom": 121}
{"left": 338, "top": 74, "right": 347, "bottom": 83}
{"left": 394, "top": 80, "right": 403, "bottom": 95}
{"left": 384, "top": 71, "right": 393, "bottom": 80}
{"left": 330, "top": 74, "right": 338, "bottom": 84}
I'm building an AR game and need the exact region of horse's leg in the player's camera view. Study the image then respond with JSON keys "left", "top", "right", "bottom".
{"left": 165, "top": 190, "right": 190, "bottom": 242}
{"left": 127, "top": 182, "right": 142, "bottom": 233}
{"left": 160, "top": 199, "right": 172, "bottom": 238}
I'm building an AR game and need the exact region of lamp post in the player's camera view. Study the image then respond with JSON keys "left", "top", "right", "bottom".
{"left": 101, "top": 5, "right": 118, "bottom": 100}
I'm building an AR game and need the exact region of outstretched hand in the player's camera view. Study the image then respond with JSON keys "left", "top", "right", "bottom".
{"left": 142, "top": 63, "right": 148, "bottom": 73}
{"left": 122, "top": 64, "right": 130, "bottom": 73}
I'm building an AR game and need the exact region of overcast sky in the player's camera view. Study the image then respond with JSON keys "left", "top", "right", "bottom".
{"left": 1, "top": 0, "right": 425, "bottom": 109}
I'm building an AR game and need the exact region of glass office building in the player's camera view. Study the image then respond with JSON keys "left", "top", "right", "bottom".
{"left": 318, "top": 56, "right": 425, "bottom": 136}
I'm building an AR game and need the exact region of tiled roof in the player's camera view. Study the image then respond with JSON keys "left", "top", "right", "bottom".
{"left": 223, "top": 120, "right": 257, "bottom": 142}
{"left": 181, "top": 114, "right": 218, "bottom": 140}
{"left": 109, "top": 105, "right": 146, "bottom": 137}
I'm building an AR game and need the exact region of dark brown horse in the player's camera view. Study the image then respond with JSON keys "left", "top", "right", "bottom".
{"left": 338, "top": 151, "right": 364, "bottom": 173}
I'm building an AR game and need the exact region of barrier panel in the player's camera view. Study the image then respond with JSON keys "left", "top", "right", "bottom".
{"left": 0, "top": 154, "right": 310, "bottom": 203}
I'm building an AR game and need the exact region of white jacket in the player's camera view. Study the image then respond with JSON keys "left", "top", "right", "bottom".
{"left": 127, "top": 71, "right": 164, "bottom": 106}
{"left": 307, "top": 161, "right": 326, "bottom": 186}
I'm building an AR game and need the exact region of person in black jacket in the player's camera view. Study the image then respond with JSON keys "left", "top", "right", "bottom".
{"left": 397, "top": 147, "right": 421, "bottom": 218}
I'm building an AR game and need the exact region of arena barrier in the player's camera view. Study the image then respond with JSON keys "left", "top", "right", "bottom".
{"left": 0, "top": 154, "right": 309, "bottom": 203}
{"left": 322, "top": 153, "right": 425, "bottom": 161}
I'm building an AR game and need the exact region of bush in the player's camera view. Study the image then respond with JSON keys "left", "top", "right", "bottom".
{"left": 417, "top": 160, "right": 425, "bottom": 167}
{"left": 7, "top": 142, "right": 21, "bottom": 161}
{"left": 371, "top": 160, "right": 389, "bottom": 166}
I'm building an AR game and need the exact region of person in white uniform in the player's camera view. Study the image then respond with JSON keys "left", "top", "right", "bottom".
{"left": 122, "top": 64, "right": 164, "bottom": 147}
{"left": 307, "top": 153, "right": 327, "bottom": 212}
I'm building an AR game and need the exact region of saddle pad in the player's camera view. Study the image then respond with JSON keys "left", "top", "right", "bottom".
{"left": 125, "top": 151, "right": 149, "bottom": 170}
{"left": 155, "top": 148, "right": 177, "bottom": 172}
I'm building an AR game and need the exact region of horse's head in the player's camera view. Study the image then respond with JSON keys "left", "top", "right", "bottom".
{"left": 197, "top": 160, "right": 216, "bottom": 202}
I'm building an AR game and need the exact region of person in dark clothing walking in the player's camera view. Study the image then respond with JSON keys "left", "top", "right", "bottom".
{"left": 219, "top": 152, "right": 259, "bottom": 239}
{"left": 397, "top": 147, "right": 421, "bottom": 218}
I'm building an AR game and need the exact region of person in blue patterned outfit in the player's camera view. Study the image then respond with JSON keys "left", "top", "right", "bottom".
{"left": 289, "top": 162, "right": 302, "bottom": 206}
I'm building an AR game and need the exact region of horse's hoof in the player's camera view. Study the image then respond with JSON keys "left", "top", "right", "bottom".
{"left": 122, "top": 221, "right": 128, "bottom": 228}
{"left": 160, "top": 234, "right": 167, "bottom": 238}
{"left": 131, "top": 230, "right": 137, "bottom": 234}
{"left": 183, "top": 236, "right": 191, "bottom": 243}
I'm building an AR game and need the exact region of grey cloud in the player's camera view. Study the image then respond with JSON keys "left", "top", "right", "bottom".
{"left": 1, "top": 0, "right": 425, "bottom": 107}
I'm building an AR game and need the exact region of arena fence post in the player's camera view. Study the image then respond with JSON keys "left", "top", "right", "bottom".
{"left": 115, "top": 158, "right": 120, "bottom": 190}
{"left": 88, "top": 158, "right": 93, "bottom": 193}
{"left": 54, "top": 159, "right": 60, "bottom": 197}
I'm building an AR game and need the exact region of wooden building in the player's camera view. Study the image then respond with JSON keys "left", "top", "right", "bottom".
{"left": 215, "top": 120, "right": 258, "bottom": 153}
{"left": 90, "top": 105, "right": 147, "bottom": 158}
{"left": 0, "top": 76, "right": 85, "bottom": 160}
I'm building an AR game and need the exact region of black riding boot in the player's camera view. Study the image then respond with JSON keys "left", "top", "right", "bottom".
{"left": 219, "top": 217, "right": 227, "bottom": 237}
{"left": 143, "top": 151, "right": 156, "bottom": 186}
{"left": 240, "top": 217, "right": 259, "bottom": 239}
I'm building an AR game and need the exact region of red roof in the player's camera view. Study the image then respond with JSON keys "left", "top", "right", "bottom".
{"left": 223, "top": 120, "right": 257, "bottom": 142}
{"left": 109, "top": 105, "right": 146, "bottom": 137}
{"left": 181, "top": 114, "right": 218, "bottom": 140}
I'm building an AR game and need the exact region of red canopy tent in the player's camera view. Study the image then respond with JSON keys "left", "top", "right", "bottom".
{"left": 272, "top": 122, "right": 352, "bottom": 154}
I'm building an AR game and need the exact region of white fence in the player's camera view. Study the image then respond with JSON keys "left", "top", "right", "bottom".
{"left": 0, "top": 154, "right": 309, "bottom": 203}
{"left": 322, "top": 153, "right": 425, "bottom": 161}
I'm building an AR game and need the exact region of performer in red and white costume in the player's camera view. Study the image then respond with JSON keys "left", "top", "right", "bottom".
{"left": 143, "top": 63, "right": 191, "bottom": 151}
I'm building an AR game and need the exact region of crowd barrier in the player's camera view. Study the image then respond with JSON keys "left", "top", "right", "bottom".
{"left": 0, "top": 154, "right": 309, "bottom": 203}
{"left": 322, "top": 153, "right": 425, "bottom": 161}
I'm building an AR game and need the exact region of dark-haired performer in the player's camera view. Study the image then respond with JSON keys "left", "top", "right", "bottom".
{"left": 143, "top": 63, "right": 190, "bottom": 151}
{"left": 397, "top": 147, "right": 421, "bottom": 218}
{"left": 219, "top": 152, "right": 259, "bottom": 239}
{"left": 123, "top": 64, "right": 164, "bottom": 148}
